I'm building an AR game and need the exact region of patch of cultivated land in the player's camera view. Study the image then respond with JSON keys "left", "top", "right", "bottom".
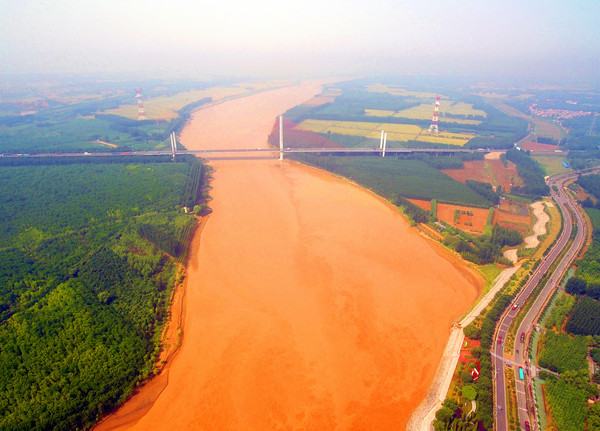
{"left": 410, "top": 199, "right": 490, "bottom": 235}
{"left": 532, "top": 118, "right": 565, "bottom": 141}
{"left": 495, "top": 199, "right": 531, "bottom": 232}
{"left": 522, "top": 141, "right": 558, "bottom": 151}
{"left": 102, "top": 86, "right": 248, "bottom": 120}
{"left": 532, "top": 153, "right": 570, "bottom": 177}
{"left": 295, "top": 119, "right": 473, "bottom": 146}
{"left": 100, "top": 82, "right": 482, "bottom": 431}
{"left": 485, "top": 152, "right": 524, "bottom": 191}
{"left": 442, "top": 160, "right": 494, "bottom": 184}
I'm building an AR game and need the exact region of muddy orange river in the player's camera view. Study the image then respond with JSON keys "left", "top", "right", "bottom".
{"left": 99, "top": 83, "right": 480, "bottom": 430}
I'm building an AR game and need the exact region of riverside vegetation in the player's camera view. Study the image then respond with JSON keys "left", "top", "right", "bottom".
{"left": 0, "top": 155, "right": 206, "bottom": 430}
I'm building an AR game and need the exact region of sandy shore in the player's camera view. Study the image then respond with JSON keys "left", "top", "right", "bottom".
{"left": 98, "top": 82, "right": 481, "bottom": 430}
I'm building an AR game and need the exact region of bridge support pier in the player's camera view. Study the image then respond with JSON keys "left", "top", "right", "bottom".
{"left": 279, "top": 115, "right": 284, "bottom": 161}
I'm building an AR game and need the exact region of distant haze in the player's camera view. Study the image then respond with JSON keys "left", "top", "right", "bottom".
{"left": 1, "top": 0, "right": 599, "bottom": 84}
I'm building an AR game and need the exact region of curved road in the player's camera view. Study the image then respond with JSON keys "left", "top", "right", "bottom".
{"left": 494, "top": 169, "right": 595, "bottom": 431}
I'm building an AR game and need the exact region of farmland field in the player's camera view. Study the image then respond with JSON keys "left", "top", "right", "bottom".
{"left": 102, "top": 86, "right": 247, "bottom": 120}
{"left": 295, "top": 119, "right": 473, "bottom": 146}
{"left": 410, "top": 199, "right": 490, "bottom": 234}
{"left": 522, "top": 141, "right": 558, "bottom": 151}
{"left": 442, "top": 160, "right": 494, "bottom": 184}
{"left": 533, "top": 118, "right": 566, "bottom": 141}
{"left": 366, "top": 83, "right": 439, "bottom": 99}
{"left": 393, "top": 102, "right": 485, "bottom": 123}
{"left": 365, "top": 107, "right": 481, "bottom": 125}
{"left": 485, "top": 153, "right": 524, "bottom": 191}
{"left": 494, "top": 199, "right": 531, "bottom": 232}
{"left": 531, "top": 152, "right": 570, "bottom": 177}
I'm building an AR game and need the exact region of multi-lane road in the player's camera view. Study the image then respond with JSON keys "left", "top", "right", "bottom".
{"left": 494, "top": 169, "right": 596, "bottom": 430}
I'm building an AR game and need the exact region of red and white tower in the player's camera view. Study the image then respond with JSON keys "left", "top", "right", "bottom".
{"left": 134, "top": 88, "right": 147, "bottom": 121}
{"left": 427, "top": 95, "right": 440, "bottom": 134}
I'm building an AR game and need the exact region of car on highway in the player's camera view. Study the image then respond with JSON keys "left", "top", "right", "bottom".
{"left": 524, "top": 421, "right": 531, "bottom": 431}
{"left": 519, "top": 367, "right": 525, "bottom": 380}
{"left": 512, "top": 303, "right": 518, "bottom": 310}
{"left": 498, "top": 335, "right": 502, "bottom": 344}
{"left": 520, "top": 332, "right": 525, "bottom": 342}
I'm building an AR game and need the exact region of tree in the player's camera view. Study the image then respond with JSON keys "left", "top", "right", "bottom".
{"left": 462, "top": 385, "right": 477, "bottom": 400}
{"left": 442, "top": 398, "right": 459, "bottom": 411}
{"left": 566, "top": 277, "right": 587, "bottom": 295}
{"left": 463, "top": 323, "right": 481, "bottom": 340}
{"left": 435, "top": 406, "right": 454, "bottom": 422}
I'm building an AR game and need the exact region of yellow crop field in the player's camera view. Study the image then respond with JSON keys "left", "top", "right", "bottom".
{"left": 297, "top": 120, "right": 422, "bottom": 141}
{"left": 394, "top": 102, "right": 485, "bottom": 123}
{"left": 367, "top": 83, "right": 438, "bottom": 99}
{"left": 295, "top": 119, "right": 472, "bottom": 146}
{"left": 415, "top": 133, "right": 473, "bottom": 146}
{"left": 102, "top": 86, "right": 247, "bottom": 120}
{"left": 364, "top": 101, "right": 483, "bottom": 125}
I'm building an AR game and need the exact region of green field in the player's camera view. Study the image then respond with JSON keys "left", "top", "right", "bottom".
{"left": 291, "top": 154, "right": 493, "bottom": 207}
{"left": 531, "top": 153, "right": 569, "bottom": 176}
{"left": 0, "top": 156, "right": 204, "bottom": 430}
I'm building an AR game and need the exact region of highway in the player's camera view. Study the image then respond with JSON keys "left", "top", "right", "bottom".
{"left": 494, "top": 169, "right": 595, "bottom": 431}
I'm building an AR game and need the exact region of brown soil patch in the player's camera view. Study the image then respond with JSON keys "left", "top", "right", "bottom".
{"left": 268, "top": 117, "right": 342, "bottom": 149}
{"left": 496, "top": 199, "right": 531, "bottom": 232}
{"left": 522, "top": 141, "right": 558, "bottom": 151}
{"left": 102, "top": 82, "right": 481, "bottom": 431}
{"left": 410, "top": 199, "right": 431, "bottom": 211}
{"left": 410, "top": 199, "right": 489, "bottom": 235}
{"left": 485, "top": 155, "right": 524, "bottom": 192}
{"left": 442, "top": 160, "right": 494, "bottom": 185}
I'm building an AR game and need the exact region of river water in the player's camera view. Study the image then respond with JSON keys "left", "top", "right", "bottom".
{"left": 104, "top": 82, "right": 480, "bottom": 430}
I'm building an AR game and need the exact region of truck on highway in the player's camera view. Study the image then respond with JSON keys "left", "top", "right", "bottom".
{"left": 519, "top": 367, "right": 525, "bottom": 380}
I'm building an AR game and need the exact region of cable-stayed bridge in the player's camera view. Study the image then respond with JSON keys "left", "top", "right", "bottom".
{"left": 1, "top": 146, "right": 493, "bottom": 160}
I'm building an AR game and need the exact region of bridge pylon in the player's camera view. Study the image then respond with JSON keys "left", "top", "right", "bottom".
{"left": 279, "top": 115, "right": 284, "bottom": 161}
{"left": 381, "top": 132, "right": 388, "bottom": 157}
{"left": 170, "top": 132, "right": 177, "bottom": 161}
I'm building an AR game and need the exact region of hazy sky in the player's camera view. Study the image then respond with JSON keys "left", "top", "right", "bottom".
{"left": 1, "top": 0, "right": 599, "bottom": 83}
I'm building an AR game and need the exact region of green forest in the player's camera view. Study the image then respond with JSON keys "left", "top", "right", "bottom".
{"left": 0, "top": 155, "right": 205, "bottom": 430}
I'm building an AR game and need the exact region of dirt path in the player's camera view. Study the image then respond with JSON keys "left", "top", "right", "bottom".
{"left": 98, "top": 82, "right": 481, "bottom": 431}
